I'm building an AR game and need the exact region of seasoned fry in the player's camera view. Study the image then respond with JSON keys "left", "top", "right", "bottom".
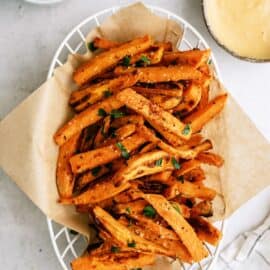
{"left": 196, "top": 152, "right": 224, "bottom": 167}
{"left": 56, "top": 132, "right": 80, "bottom": 198}
{"left": 188, "top": 216, "right": 222, "bottom": 246}
{"left": 139, "top": 142, "right": 156, "bottom": 154}
{"left": 73, "top": 35, "right": 153, "bottom": 85}
{"left": 60, "top": 179, "right": 130, "bottom": 205}
{"left": 93, "top": 37, "right": 119, "bottom": 49}
{"left": 143, "top": 194, "right": 208, "bottom": 261}
{"left": 191, "top": 201, "right": 213, "bottom": 217}
{"left": 116, "top": 89, "right": 192, "bottom": 140}
{"left": 164, "top": 178, "right": 217, "bottom": 200}
{"left": 93, "top": 206, "right": 169, "bottom": 255}
{"left": 156, "top": 41, "right": 173, "bottom": 51}
{"left": 174, "top": 160, "right": 201, "bottom": 178}
{"left": 174, "top": 83, "right": 202, "bottom": 114}
{"left": 70, "top": 74, "right": 139, "bottom": 112}
{"left": 111, "top": 115, "right": 144, "bottom": 129}
{"left": 185, "top": 133, "right": 203, "bottom": 147}
{"left": 149, "top": 95, "right": 181, "bottom": 110}
{"left": 71, "top": 251, "right": 155, "bottom": 270}
{"left": 113, "top": 199, "right": 148, "bottom": 215}
{"left": 54, "top": 96, "right": 123, "bottom": 146}
{"left": 115, "top": 65, "right": 203, "bottom": 83}
{"left": 184, "top": 94, "right": 228, "bottom": 133}
{"left": 183, "top": 167, "right": 206, "bottom": 182}
{"left": 79, "top": 125, "right": 98, "bottom": 152}
{"left": 70, "top": 133, "right": 147, "bottom": 174}
{"left": 94, "top": 116, "right": 111, "bottom": 148}
{"left": 115, "top": 124, "right": 136, "bottom": 140}
{"left": 148, "top": 170, "right": 172, "bottom": 183}
{"left": 162, "top": 49, "right": 211, "bottom": 68}
{"left": 133, "top": 86, "right": 183, "bottom": 97}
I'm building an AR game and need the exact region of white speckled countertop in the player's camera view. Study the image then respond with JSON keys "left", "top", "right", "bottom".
{"left": 0, "top": 1, "right": 269, "bottom": 269}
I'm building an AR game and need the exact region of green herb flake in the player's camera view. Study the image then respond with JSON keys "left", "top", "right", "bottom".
{"left": 127, "top": 240, "right": 136, "bottom": 248}
{"left": 171, "top": 202, "right": 181, "bottom": 214}
{"left": 177, "top": 175, "right": 185, "bottom": 183}
{"left": 182, "top": 124, "right": 191, "bottom": 135}
{"left": 116, "top": 142, "right": 130, "bottom": 159}
{"left": 103, "top": 90, "right": 112, "bottom": 98}
{"left": 91, "top": 166, "right": 101, "bottom": 177}
{"left": 111, "top": 246, "right": 120, "bottom": 253}
{"left": 126, "top": 207, "right": 131, "bottom": 215}
{"left": 140, "top": 55, "right": 151, "bottom": 65}
{"left": 88, "top": 41, "right": 97, "bottom": 52}
{"left": 143, "top": 205, "right": 156, "bottom": 218}
{"left": 171, "top": 157, "right": 181, "bottom": 169}
{"left": 98, "top": 108, "right": 107, "bottom": 117}
{"left": 155, "top": 158, "right": 163, "bottom": 167}
{"left": 110, "top": 109, "right": 125, "bottom": 119}
{"left": 122, "top": 55, "right": 131, "bottom": 66}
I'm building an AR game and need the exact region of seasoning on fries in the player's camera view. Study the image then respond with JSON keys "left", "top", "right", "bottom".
{"left": 54, "top": 35, "right": 228, "bottom": 268}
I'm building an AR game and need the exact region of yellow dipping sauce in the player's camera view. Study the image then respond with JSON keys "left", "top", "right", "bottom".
{"left": 204, "top": 0, "right": 270, "bottom": 60}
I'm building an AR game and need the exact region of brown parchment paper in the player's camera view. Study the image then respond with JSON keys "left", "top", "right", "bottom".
{"left": 0, "top": 3, "right": 269, "bottom": 239}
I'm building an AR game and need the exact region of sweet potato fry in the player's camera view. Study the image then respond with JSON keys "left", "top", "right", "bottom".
{"left": 54, "top": 96, "right": 123, "bottom": 146}
{"left": 70, "top": 133, "right": 147, "bottom": 174}
{"left": 162, "top": 49, "right": 211, "bottom": 68}
{"left": 184, "top": 94, "right": 228, "bottom": 133}
{"left": 188, "top": 216, "right": 222, "bottom": 246}
{"left": 139, "top": 142, "right": 156, "bottom": 154}
{"left": 116, "top": 89, "right": 192, "bottom": 140}
{"left": 71, "top": 74, "right": 139, "bottom": 112}
{"left": 73, "top": 35, "right": 153, "bottom": 85}
{"left": 113, "top": 199, "right": 148, "bottom": 216}
{"left": 79, "top": 125, "right": 98, "bottom": 152}
{"left": 94, "top": 116, "right": 111, "bottom": 148}
{"left": 183, "top": 167, "right": 206, "bottom": 182}
{"left": 56, "top": 132, "right": 81, "bottom": 198}
{"left": 115, "top": 124, "right": 136, "bottom": 140}
{"left": 113, "top": 150, "right": 174, "bottom": 184}
{"left": 164, "top": 178, "right": 216, "bottom": 200}
{"left": 71, "top": 251, "right": 155, "bottom": 270}
{"left": 133, "top": 86, "right": 183, "bottom": 97}
{"left": 148, "top": 170, "right": 172, "bottom": 183}
{"left": 184, "top": 133, "right": 203, "bottom": 147}
{"left": 111, "top": 115, "right": 144, "bottom": 129}
{"left": 149, "top": 95, "right": 181, "bottom": 110}
{"left": 93, "top": 37, "right": 119, "bottom": 49}
{"left": 174, "top": 160, "right": 201, "bottom": 178}
{"left": 93, "top": 206, "right": 168, "bottom": 255}
{"left": 196, "top": 86, "right": 209, "bottom": 111}
{"left": 191, "top": 201, "right": 213, "bottom": 217}
{"left": 156, "top": 41, "right": 173, "bottom": 51}
{"left": 115, "top": 65, "right": 202, "bottom": 83}
{"left": 143, "top": 194, "right": 208, "bottom": 262}
{"left": 196, "top": 152, "right": 224, "bottom": 167}
{"left": 173, "top": 83, "right": 202, "bottom": 114}
{"left": 113, "top": 188, "right": 142, "bottom": 204}
{"left": 60, "top": 179, "right": 130, "bottom": 205}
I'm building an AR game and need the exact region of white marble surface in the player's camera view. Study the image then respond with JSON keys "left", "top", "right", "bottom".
{"left": 0, "top": 0, "right": 269, "bottom": 269}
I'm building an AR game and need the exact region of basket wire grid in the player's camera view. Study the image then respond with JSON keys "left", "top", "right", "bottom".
{"left": 47, "top": 5, "right": 225, "bottom": 270}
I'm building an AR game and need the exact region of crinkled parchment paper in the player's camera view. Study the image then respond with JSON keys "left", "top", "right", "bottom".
{"left": 0, "top": 3, "right": 269, "bottom": 241}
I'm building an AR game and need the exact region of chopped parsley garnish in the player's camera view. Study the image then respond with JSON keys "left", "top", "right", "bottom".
{"left": 177, "top": 175, "right": 185, "bottom": 183}
{"left": 110, "top": 109, "right": 125, "bottom": 119}
{"left": 91, "top": 166, "right": 101, "bottom": 176}
{"left": 116, "top": 142, "right": 129, "bottom": 159}
{"left": 182, "top": 124, "right": 191, "bottom": 135}
{"left": 171, "top": 157, "right": 181, "bottom": 169}
{"left": 88, "top": 41, "right": 97, "bottom": 52}
{"left": 125, "top": 207, "right": 131, "bottom": 215}
{"left": 103, "top": 90, "right": 112, "bottom": 98}
{"left": 111, "top": 246, "right": 120, "bottom": 253}
{"left": 122, "top": 55, "right": 131, "bottom": 66}
{"left": 155, "top": 158, "right": 163, "bottom": 167}
{"left": 98, "top": 108, "right": 107, "bottom": 117}
{"left": 136, "top": 55, "right": 151, "bottom": 67}
{"left": 143, "top": 205, "right": 156, "bottom": 218}
{"left": 127, "top": 240, "right": 136, "bottom": 248}
{"left": 171, "top": 202, "right": 181, "bottom": 214}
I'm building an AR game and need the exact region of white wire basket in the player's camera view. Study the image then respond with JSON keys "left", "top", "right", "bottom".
{"left": 46, "top": 5, "right": 225, "bottom": 270}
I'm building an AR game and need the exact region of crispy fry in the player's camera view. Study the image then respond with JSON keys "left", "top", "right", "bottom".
{"left": 115, "top": 124, "right": 136, "bottom": 140}
{"left": 113, "top": 199, "right": 148, "bottom": 215}
{"left": 56, "top": 132, "right": 81, "bottom": 198}
{"left": 184, "top": 94, "right": 228, "bottom": 133}
{"left": 156, "top": 41, "right": 173, "bottom": 51}
{"left": 93, "top": 206, "right": 168, "bottom": 254}
{"left": 115, "top": 65, "right": 203, "bottom": 83}
{"left": 149, "top": 95, "right": 181, "bottom": 110}
{"left": 164, "top": 178, "right": 216, "bottom": 200}
{"left": 116, "top": 88, "right": 192, "bottom": 140}
{"left": 113, "top": 188, "right": 142, "bottom": 204}
{"left": 73, "top": 35, "right": 153, "bottom": 85}
{"left": 191, "top": 201, "right": 213, "bottom": 217}
{"left": 183, "top": 167, "right": 206, "bottom": 182}
{"left": 71, "top": 74, "right": 139, "bottom": 112}
{"left": 71, "top": 251, "right": 155, "bottom": 270}
{"left": 70, "top": 133, "right": 147, "bottom": 174}
{"left": 174, "top": 83, "right": 202, "bottom": 114}
{"left": 139, "top": 142, "right": 156, "bottom": 154}
{"left": 197, "top": 86, "right": 209, "bottom": 111}
{"left": 133, "top": 86, "right": 183, "bottom": 97}
{"left": 111, "top": 115, "right": 144, "bottom": 128}
{"left": 148, "top": 170, "right": 172, "bottom": 183}
{"left": 162, "top": 49, "right": 211, "bottom": 68}
{"left": 60, "top": 179, "right": 130, "bottom": 205}
{"left": 196, "top": 152, "right": 224, "bottom": 167}
{"left": 79, "top": 125, "right": 98, "bottom": 152}
{"left": 94, "top": 116, "right": 111, "bottom": 148}
{"left": 93, "top": 37, "right": 119, "bottom": 49}
{"left": 174, "top": 160, "right": 201, "bottom": 178}
{"left": 143, "top": 194, "right": 208, "bottom": 261}
{"left": 188, "top": 216, "right": 222, "bottom": 246}
{"left": 54, "top": 96, "right": 123, "bottom": 145}
{"left": 184, "top": 133, "right": 203, "bottom": 147}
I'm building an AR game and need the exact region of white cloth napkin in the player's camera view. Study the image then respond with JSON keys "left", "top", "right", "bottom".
{"left": 216, "top": 214, "right": 270, "bottom": 270}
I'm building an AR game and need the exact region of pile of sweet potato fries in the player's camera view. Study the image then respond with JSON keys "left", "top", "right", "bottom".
{"left": 54, "top": 35, "right": 227, "bottom": 269}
